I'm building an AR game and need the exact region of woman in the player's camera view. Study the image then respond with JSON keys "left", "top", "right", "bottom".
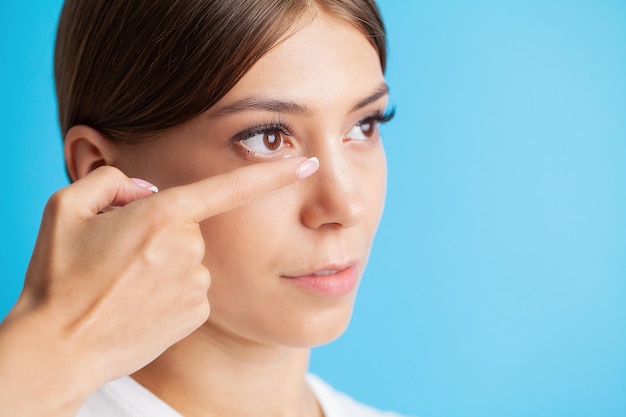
{"left": 0, "top": 0, "right": 402, "bottom": 416}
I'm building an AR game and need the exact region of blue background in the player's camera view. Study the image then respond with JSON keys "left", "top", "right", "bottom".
{"left": 1, "top": 1, "right": 625, "bottom": 416}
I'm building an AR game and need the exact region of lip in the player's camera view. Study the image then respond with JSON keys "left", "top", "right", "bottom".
{"left": 281, "top": 264, "right": 359, "bottom": 297}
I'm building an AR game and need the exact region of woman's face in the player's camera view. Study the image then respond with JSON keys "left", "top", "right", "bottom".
{"left": 116, "top": 14, "right": 389, "bottom": 347}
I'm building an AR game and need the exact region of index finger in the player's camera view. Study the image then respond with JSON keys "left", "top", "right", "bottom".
{"left": 158, "top": 156, "right": 319, "bottom": 222}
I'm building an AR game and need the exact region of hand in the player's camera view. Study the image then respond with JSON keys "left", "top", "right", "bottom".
{"left": 0, "top": 156, "right": 319, "bottom": 416}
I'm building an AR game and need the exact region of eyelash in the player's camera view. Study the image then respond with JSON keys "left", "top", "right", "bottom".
{"left": 356, "top": 107, "right": 396, "bottom": 132}
{"left": 232, "top": 121, "right": 294, "bottom": 144}
{"left": 231, "top": 106, "right": 396, "bottom": 159}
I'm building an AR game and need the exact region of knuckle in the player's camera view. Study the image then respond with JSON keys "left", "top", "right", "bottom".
{"left": 183, "top": 288, "right": 210, "bottom": 328}
{"left": 195, "top": 268, "right": 211, "bottom": 290}
{"left": 188, "top": 267, "right": 211, "bottom": 295}
{"left": 187, "top": 232, "right": 206, "bottom": 260}
{"left": 44, "top": 188, "right": 73, "bottom": 216}
{"left": 193, "top": 301, "right": 211, "bottom": 324}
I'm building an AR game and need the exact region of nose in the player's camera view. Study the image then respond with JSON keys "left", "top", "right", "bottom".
{"left": 299, "top": 152, "right": 366, "bottom": 230}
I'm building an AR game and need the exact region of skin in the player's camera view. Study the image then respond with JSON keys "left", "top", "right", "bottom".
{"left": 120, "top": 14, "right": 388, "bottom": 349}
{"left": 0, "top": 11, "right": 388, "bottom": 417}
{"left": 130, "top": 15, "right": 388, "bottom": 417}
{"left": 0, "top": 157, "right": 317, "bottom": 417}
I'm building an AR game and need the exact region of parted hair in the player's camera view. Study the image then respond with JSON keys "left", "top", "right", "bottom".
{"left": 54, "top": 0, "right": 387, "bottom": 143}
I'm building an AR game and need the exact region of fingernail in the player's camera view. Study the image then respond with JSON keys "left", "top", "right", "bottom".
{"left": 296, "top": 157, "right": 319, "bottom": 179}
{"left": 131, "top": 178, "right": 159, "bottom": 193}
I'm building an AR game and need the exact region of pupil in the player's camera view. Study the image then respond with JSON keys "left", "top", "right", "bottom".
{"left": 361, "top": 122, "right": 374, "bottom": 137}
{"left": 263, "top": 131, "right": 281, "bottom": 150}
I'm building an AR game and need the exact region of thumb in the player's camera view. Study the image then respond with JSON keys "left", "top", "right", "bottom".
{"left": 103, "top": 178, "right": 159, "bottom": 209}
{"left": 68, "top": 166, "right": 157, "bottom": 217}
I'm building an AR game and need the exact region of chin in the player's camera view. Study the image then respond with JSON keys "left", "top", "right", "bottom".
{"left": 204, "top": 284, "right": 359, "bottom": 349}
{"left": 276, "top": 297, "right": 357, "bottom": 348}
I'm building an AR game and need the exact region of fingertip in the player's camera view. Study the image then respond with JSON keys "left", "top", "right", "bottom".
{"left": 296, "top": 157, "right": 320, "bottom": 179}
{"left": 131, "top": 178, "right": 159, "bottom": 193}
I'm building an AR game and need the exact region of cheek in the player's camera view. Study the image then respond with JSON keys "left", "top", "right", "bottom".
{"left": 198, "top": 190, "right": 307, "bottom": 341}
{"left": 200, "top": 211, "right": 268, "bottom": 320}
{"left": 362, "top": 146, "right": 388, "bottom": 228}
{"left": 200, "top": 210, "right": 270, "bottom": 277}
{"left": 198, "top": 190, "right": 297, "bottom": 294}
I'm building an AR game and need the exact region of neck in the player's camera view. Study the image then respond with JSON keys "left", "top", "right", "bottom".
{"left": 132, "top": 322, "right": 322, "bottom": 417}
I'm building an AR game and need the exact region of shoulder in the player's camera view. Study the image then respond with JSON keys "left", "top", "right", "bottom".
{"left": 307, "top": 374, "right": 413, "bottom": 417}
{"left": 77, "top": 376, "right": 181, "bottom": 417}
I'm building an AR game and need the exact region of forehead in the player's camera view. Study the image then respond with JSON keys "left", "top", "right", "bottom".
{"left": 216, "top": 14, "right": 385, "bottom": 111}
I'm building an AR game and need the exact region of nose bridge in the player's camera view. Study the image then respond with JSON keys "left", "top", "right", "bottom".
{"left": 300, "top": 142, "right": 366, "bottom": 229}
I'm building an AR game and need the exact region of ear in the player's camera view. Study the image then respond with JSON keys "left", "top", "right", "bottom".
{"left": 64, "top": 125, "right": 119, "bottom": 182}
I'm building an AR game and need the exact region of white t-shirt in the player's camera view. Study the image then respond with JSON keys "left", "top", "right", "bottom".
{"left": 77, "top": 374, "right": 407, "bottom": 417}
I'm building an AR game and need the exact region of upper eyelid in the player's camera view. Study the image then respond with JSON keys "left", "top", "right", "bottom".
{"left": 232, "top": 122, "right": 294, "bottom": 142}
{"left": 353, "top": 107, "right": 395, "bottom": 127}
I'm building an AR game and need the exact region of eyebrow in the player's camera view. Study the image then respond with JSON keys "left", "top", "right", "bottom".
{"left": 350, "top": 83, "right": 389, "bottom": 112}
{"left": 209, "top": 82, "right": 389, "bottom": 117}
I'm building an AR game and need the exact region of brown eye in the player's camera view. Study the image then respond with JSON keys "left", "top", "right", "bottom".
{"left": 263, "top": 131, "right": 282, "bottom": 150}
{"left": 359, "top": 121, "right": 375, "bottom": 137}
{"left": 238, "top": 128, "right": 287, "bottom": 155}
{"left": 345, "top": 109, "right": 395, "bottom": 142}
{"left": 346, "top": 118, "right": 378, "bottom": 141}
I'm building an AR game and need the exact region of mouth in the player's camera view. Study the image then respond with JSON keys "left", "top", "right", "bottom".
{"left": 311, "top": 269, "right": 341, "bottom": 276}
{"left": 281, "top": 263, "right": 359, "bottom": 297}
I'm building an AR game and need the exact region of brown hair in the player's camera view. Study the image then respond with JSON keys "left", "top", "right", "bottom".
{"left": 55, "top": 0, "right": 386, "bottom": 143}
